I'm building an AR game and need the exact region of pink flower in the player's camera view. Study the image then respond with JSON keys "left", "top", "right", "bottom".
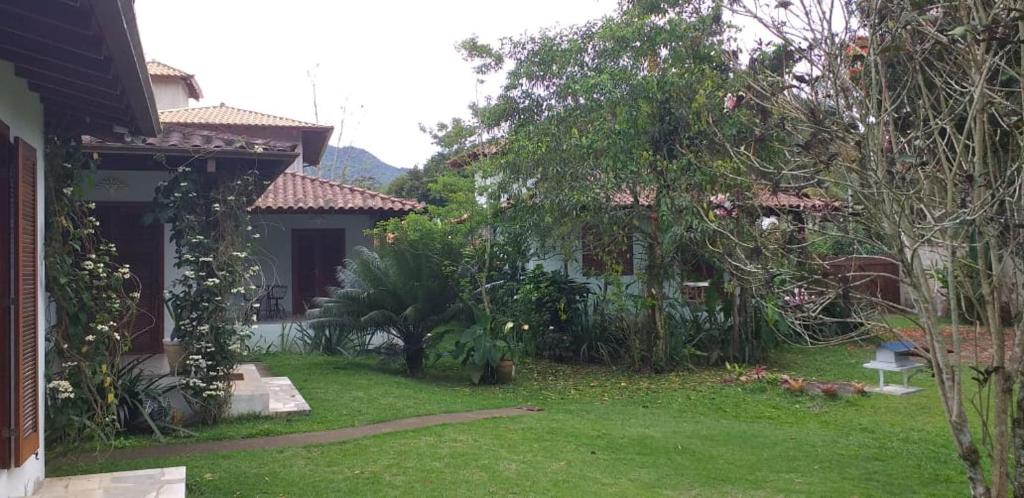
{"left": 723, "top": 93, "right": 745, "bottom": 112}
{"left": 784, "top": 287, "right": 810, "bottom": 307}
{"left": 710, "top": 194, "right": 736, "bottom": 218}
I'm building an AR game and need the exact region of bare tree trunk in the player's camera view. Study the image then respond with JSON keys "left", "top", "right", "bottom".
{"left": 908, "top": 254, "right": 991, "bottom": 497}
{"left": 644, "top": 214, "right": 667, "bottom": 372}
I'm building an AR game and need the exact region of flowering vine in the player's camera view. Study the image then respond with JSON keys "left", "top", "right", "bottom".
{"left": 43, "top": 134, "right": 140, "bottom": 443}
{"left": 154, "top": 161, "right": 262, "bottom": 423}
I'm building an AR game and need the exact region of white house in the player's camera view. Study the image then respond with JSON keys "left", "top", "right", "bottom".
{"left": 79, "top": 61, "right": 421, "bottom": 358}
{"left": 0, "top": 1, "right": 161, "bottom": 495}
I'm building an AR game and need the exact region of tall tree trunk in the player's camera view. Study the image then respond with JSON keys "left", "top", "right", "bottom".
{"left": 405, "top": 340, "right": 426, "bottom": 378}
{"left": 644, "top": 212, "right": 667, "bottom": 372}
{"left": 908, "top": 254, "right": 991, "bottom": 497}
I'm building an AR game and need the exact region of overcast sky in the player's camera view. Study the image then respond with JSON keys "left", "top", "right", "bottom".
{"left": 135, "top": 0, "right": 620, "bottom": 169}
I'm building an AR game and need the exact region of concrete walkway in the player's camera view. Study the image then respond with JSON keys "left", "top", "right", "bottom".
{"left": 58, "top": 406, "right": 542, "bottom": 464}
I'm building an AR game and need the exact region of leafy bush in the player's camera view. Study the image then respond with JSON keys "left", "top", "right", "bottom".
{"left": 308, "top": 246, "right": 462, "bottom": 377}
{"left": 437, "top": 306, "right": 525, "bottom": 384}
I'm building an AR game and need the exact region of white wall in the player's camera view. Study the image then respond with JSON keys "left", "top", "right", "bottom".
{"left": 151, "top": 78, "right": 190, "bottom": 110}
{"left": 531, "top": 234, "right": 645, "bottom": 295}
{"left": 0, "top": 60, "right": 46, "bottom": 497}
{"left": 251, "top": 213, "right": 376, "bottom": 317}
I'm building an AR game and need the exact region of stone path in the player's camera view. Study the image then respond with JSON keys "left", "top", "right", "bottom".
{"left": 57, "top": 406, "right": 541, "bottom": 464}
{"left": 36, "top": 467, "right": 186, "bottom": 498}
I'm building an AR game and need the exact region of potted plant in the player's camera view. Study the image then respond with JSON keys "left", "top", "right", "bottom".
{"left": 439, "top": 307, "right": 521, "bottom": 384}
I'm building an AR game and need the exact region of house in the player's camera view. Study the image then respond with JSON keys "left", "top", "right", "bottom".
{"left": 78, "top": 62, "right": 421, "bottom": 357}
{"left": 451, "top": 144, "right": 856, "bottom": 302}
{"left": 0, "top": 1, "right": 161, "bottom": 495}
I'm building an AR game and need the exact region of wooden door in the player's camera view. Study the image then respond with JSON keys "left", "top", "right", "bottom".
{"left": 292, "top": 229, "right": 346, "bottom": 315}
{"left": 94, "top": 203, "right": 164, "bottom": 353}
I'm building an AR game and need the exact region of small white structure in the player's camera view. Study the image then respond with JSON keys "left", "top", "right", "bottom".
{"left": 863, "top": 341, "right": 924, "bottom": 395}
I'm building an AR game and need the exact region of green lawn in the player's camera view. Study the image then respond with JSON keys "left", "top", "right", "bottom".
{"left": 50, "top": 346, "right": 968, "bottom": 497}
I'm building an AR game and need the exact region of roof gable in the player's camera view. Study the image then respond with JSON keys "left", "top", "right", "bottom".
{"left": 146, "top": 60, "right": 202, "bottom": 99}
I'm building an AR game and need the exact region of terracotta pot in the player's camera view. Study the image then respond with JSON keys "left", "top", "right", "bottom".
{"left": 495, "top": 359, "right": 516, "bottom": 384}
{"left": 163, "top": 340, "right": 186, "bottom": 374}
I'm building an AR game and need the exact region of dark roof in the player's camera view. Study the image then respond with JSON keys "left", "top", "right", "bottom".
{"left": 82, "top": 125, "right": 299, "bottom": 160}
{"left": 0, "top": 0, "right": 159, "bottom": 136}
{"left": 252, "top": 172, "right": 423, "bottom": 214}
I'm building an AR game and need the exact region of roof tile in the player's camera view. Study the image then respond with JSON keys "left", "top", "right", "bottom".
{"left": 146, "top": 60, "right": 203, "bottom": 99}
{"left": 82, "top": 125, "right": 299, "bottom": 155}
{"left": 253, "top": 172, "right": 423, "bottom": 213}
{"left": 160, "top": 104, "right": 329, "bottom": 129}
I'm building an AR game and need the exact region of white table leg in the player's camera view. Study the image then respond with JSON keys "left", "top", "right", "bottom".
{"left": 879, "top": 370, "right": 885, "bottom": 388}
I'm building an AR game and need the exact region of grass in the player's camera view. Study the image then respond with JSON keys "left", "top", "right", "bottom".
{"left": 49, "top": 346, "right": 969, "bottom": 496}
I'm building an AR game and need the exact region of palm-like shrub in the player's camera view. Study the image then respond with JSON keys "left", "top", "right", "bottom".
{"left": 307, "top": 246, "right": 461, "bottom": 377}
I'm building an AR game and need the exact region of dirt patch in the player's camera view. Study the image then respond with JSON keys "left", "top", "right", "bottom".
{"left": 896, "top": 326, "right": 1016, "bottom": 366}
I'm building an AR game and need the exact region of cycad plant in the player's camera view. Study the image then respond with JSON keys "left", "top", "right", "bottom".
{"left": 308, "top": 245, "right": 462, "bottom": 377}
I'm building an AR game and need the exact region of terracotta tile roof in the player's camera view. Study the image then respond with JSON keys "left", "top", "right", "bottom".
{"left": 159, "top": 104, "right": 329, "bottom": 129}
{"left": 146, "top": 60, "right": 203, "bottom": 99}
{"left": 253, "top": 172, "right": 423, "bottom": 213}
{"left": 755, "top": 190, "right": 843, "bottom": 212}
{"left": 146, "top": 60, "right": 190, "bottom": 78}
{"left": 82, "top": 125, "right": 299, "bottom": 157}
{"left": 610, "top": 188, "right": 841, "bottom": 212}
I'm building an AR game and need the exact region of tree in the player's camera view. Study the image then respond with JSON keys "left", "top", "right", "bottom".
{"left": 470, "top": 0, "right": 750, "bottom": 371}
{"left": 385, "top": 118, "right": 478, "bottom": 205}
{"left": 726, "top": 1, "right": 1024, "bottom": 495}
{"left": 308, "top": 242, "right": 462, "bottom": 378}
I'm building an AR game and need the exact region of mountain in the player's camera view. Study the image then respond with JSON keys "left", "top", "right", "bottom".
{"left": 303, "top": 145, "right": 406, "bottom": 191}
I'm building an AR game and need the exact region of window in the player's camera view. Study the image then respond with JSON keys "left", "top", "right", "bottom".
{"left": 581, "top": 225, "right": 634, "bottom": 276}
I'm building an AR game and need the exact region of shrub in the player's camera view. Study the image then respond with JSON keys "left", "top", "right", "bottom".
{"left": 308, "top": 246, "right": 462, "bottom": 377}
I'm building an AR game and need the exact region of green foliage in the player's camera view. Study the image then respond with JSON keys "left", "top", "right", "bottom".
{"left": 437, "top": 307, "right": 520, "bottom": 384}
{"left": 43, "top": 134, "right": 143, "bottom": 445}
{"left": 386, "top": 118, "right": 478, "bottom": 205}
{"left": 308, "top": 246, "right": 463, "bottom": 377}
{"left": 153, "top": 162, "right": 262, "bottom": 423}
{"left": 471, "top": 0, "right": 752, "bottom": 371}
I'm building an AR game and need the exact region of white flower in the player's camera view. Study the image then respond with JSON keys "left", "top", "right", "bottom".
{"left": 759, "top": 216, "right": 780, "bottom": 231}
{"left": 113, "top": 333, "right": 121, "bottom": 341}
{"left": 82, "top": 261, "right": 95, "bottom": 270}
{"left": 62, "top": 186, "right": 73, "bottom": 195}
{"left": 521, "top": 324, "right": 529, "bottom": 331}
{"left": 204, "top": 278, "right": 221, "bottom": 286}
{"left": 84, "top": 335, "right": 96, "bottom": 342}
{"left": 130, "top": 291, "right": 141, "bottom": 299}
{"left": 504, "top": 321, "right": 514, "bottom": 332}
{"left": 47, "top": 380, "right": 75, "bottom": 400}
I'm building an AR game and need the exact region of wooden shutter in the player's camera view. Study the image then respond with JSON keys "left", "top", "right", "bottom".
{"left": 12, "top": 137, "right": 39, "bottom": 466}
{"left": 0, "top": 120, "right": 11, "bottom": 470}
